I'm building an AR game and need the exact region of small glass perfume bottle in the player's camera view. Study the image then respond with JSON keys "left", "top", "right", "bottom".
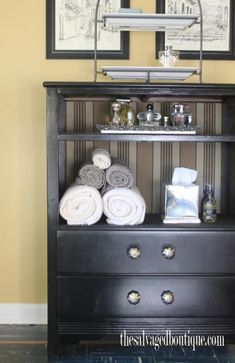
{"left": 111, "top": 99, "right": 135, "bottom": 127}
{"left": 137, "top": 104, "right": 161, "bottom": 127}
{"left": 117, "top": 99, "right": 135, "bottom": 127}
{"left": 164, "top": 116, "right": 169, "bottom": 128}
{"left": 111, "top": 101, "right": 121, "bottom": 125}
{"left": 170, "top": 103, "right": 192, "bottom": 127}
{"left": 202, "top": 184, "right": 217, "bottom": 223}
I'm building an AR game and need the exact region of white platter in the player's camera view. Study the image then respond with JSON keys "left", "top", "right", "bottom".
{"left": 102, "top": 13, "right": 199, "bottom": 31}
{"left": 101, "top": 66, "right": 200, "bottom": 81}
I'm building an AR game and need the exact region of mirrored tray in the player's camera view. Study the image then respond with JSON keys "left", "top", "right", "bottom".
{"left": 101, "top": 66, "right": 200, "bottom": 81}
{"left": 96, "top": 124, "right": 198, "bottom": 135}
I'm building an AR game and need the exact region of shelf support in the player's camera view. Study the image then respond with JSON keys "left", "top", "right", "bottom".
{"left": 197, "top": 0, "right": 203, "bottom": 83}
{"left": 94, "top": 0, "right": 101, "bottom": 82}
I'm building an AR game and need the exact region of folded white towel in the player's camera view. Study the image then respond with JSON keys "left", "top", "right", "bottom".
{"left": 103, "top": 187, "right": 146, "bottom": 225}
{"left": 92, "top": 148, "right": 111, "bottom": 170}
{"left": 59, "top": 185, "right": 103, "bottom": 225}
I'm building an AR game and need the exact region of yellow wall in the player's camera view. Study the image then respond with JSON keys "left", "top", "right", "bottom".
{"left": 0, "top": 0, "right": 235, "bottom": 304}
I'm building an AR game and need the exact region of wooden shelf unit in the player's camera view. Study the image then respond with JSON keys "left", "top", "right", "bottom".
{"left": 44, "top": 82, "right": 235, "bottom": 358}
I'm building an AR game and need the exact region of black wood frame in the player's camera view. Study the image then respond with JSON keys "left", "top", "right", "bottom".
{"left": 46, "top": 0, "right": 130, "bottom": 59}
{"left": 156, "top": 0, "right": 235, "bottom": 60}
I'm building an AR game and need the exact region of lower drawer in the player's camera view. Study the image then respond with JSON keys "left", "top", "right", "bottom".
{"left": 57, "top": 276, "right": 235, "bottom": 319}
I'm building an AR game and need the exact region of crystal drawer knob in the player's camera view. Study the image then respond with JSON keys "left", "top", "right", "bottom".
{"left": 127, "top": 291, "right": 141, "bottom": 305}
{"left": 162, "top": 246, "right": 175, "bottom": 259}
{"left": 161, "top": 290, "right": 174, "bottom": 305}
{"left": 128, "top": 247, "right": 141, "bottom": 259}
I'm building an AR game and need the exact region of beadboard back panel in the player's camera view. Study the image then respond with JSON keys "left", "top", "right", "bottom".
{"left": 63, "top": 99, "right": 222, "bottom": 213}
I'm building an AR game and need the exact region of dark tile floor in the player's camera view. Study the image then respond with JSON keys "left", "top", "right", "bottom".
{"left": 1, "top": 326, "right": 235, "bottom": 363}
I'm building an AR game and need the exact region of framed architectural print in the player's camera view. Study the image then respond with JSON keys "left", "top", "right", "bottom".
{"left": 156, "top": 0, "right": 235, "bottom": 59}
{"left": 46, "top": 0, "right": 130, "bottom": 59}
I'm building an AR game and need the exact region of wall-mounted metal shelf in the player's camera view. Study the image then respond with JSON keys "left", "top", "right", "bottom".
{"left": 102, "top": 13, "right": 199, "bottom": 31}
{"left": 100, "top": 66, "right": 200, "bottom": 82}
{"left": 94, "top": 0, "right": 203, "bottom": 83}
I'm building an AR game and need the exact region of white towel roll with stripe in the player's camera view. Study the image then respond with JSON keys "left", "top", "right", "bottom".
{"left": 92, "top": 148, "right": 111, "bottom": 170}
{"left": 59, "top": 185, "right": 103, "bottom": 225}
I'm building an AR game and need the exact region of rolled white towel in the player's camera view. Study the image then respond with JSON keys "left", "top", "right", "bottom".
{"left": 103, "top": 187, "right": 146, "bottom": 226}
{"left": 92, "top": 148, "right": 111, "bottom": 170}
{"left": 59, "top": 185, "right": 103, "bottom": 225}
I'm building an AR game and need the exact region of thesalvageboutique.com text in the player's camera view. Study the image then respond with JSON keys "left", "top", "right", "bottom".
{"left": 120, "top": 330, "right": 225, "bottom": 351}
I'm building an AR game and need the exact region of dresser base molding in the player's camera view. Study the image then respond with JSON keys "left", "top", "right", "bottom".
{"left": 58, "top": 318, "right": 235, "bottom": 336}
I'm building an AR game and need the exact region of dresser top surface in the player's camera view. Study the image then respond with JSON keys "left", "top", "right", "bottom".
{"left": 43, "top": 82, "right": 235, "bottom": 98}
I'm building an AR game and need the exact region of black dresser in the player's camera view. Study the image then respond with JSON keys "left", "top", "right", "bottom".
{"left": 44, "top": 82, "right": 235, "bottom": 357}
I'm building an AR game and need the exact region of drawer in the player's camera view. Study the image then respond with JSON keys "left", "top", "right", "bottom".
{"left": 58, "top": 276, "right": 235, "bottom": 319}
{"left": 57, "top": 230, "right": 235, "bottom": 274}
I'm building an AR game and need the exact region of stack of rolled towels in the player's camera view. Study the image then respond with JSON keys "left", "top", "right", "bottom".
{"left": 59, "top": 148, "right": 146, "bottom": 226}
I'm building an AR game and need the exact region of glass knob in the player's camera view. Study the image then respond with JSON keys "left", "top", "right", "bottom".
{"left": 161, "top": 290, "right": 174, "bottom": 305}
{"left": 128, "top": 247, "right": 141, "bottom": 259}
{"left": 162, "top": 246, "right": 175, "bottom": 259}
{"left": 127, "top": 291, "right": 141, "bottom": 305}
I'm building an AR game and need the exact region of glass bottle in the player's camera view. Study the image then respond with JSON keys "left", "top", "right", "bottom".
{"left": 158, "top": 45, "right": 179, "bottom": 67}
{"left": 118, "top": 99, "right": 135, "bottom": 127}
{"left": 163, "top": 116, "right": 169, "bottom": 128}
{"left": 200, "top": 185, "right": 207, "bottom": 217}
{"left": 137, "top": 104, "right": 161, "bottom": 127}
{"left": 170, "top": 103, "right": 192, "bottom": 127}
{"left": 202, "top": 184, "right": 217, "bottom": 223}
{"left": 111, "top": 101, "right": 121, "bottom": 125}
